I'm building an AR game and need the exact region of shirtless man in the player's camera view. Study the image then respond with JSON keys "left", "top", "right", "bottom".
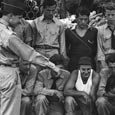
{"left": 64, "top": 56, "right": 100, "bottom": 115}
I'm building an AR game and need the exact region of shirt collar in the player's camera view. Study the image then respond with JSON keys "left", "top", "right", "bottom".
{"left": 39, "top": 15, "right": 57, "bottom": 23}
{"left": 0, "top": 18, "right": 9, "bottom": 27}
{"left": 105, "top": 23, "right": 115, "bottom": 31}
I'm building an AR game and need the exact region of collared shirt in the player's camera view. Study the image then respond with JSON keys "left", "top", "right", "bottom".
{"left": 34, "top": 68, "right": 70, "bottom": 96}
{"left": 97, "top": 68, "right": 111, "bottom": 97}
{"left": 14, "top": 18, "right": 33, "bottom": 45}
{"left": 31, "top": 15, "right": 67, "bottom": 58}
{"left": 97, "top": 23, "right": 115, "bottom": 61}
{"left": 0, "top": 18, "right": 58, "bottom": 71}
{"left": 0, "top": 18, "right": 19, "bottom": 65}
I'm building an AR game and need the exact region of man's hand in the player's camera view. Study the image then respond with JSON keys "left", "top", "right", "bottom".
{"left": 48, "top": 61, "right": 61, "bottom": 75}
{"left": 80, "top": 92, "right": 91, "bottom": 104}
{"left": 53, "top": 66, "right": 61, "bottom": 76}
{"left": 54, "top": 90, "right": 64, "bottom": 102}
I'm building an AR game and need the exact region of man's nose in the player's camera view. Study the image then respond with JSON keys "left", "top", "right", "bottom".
{"left": 109, "top": 15, "right": 113, "bottom": 19}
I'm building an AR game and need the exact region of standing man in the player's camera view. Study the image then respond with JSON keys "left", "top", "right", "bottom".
{"left": 96, "top": 52, "right": 115, "bottom": 115}
{"left": 65, "top": 6, "right": 97, "bottom": 72}
{"left": 31, "top": 0, "right": 67, "bottom": 59}
{"left": 64, "top": 57, "right": 100, "bottom": 115}
{"left": 97, "top": 2, "right": 115, "bottom": 69}
{"left": 33, "top": 54, "right": 70, "bottom": 115}
{"left": 0, "top": 0, "right": 60, "bottom": 115}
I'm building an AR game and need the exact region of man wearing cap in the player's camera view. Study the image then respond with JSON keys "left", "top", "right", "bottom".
{"left": 30, "top": 0, "right": 67, "bottom": 59}
{"left": 0, "top": 0, "right": 61, "bottom": 115}
{"left": 97, "top": 2, "right": 115, "bottom": 69}
{"left": 96, "top": 53, "right": 115, "bottom": 115}
{"left": 64, "top": 56, "right": 100, "bottom": 115}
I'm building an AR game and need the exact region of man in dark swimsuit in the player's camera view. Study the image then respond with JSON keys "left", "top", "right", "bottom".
{"left": 65, "top": 6, "right": 97, "bottom": 72}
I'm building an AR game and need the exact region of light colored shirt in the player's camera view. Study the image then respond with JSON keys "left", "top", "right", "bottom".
{"left": 97, "top": 68, "right": 111, "bottom": 97}
{"left": 75, "top": 69, "right": 93, "bottom": 95}
{"left": 31, "top": 15, "right": 67, "bottom": 58}
{"left": 97, "top": 23, "right": 115, "bottom": 61}
{"left": 34, "top": 68, "right": 70, "bottom": 96}
{"left": 0, "top": 18, "right": 58, "bottom": 71}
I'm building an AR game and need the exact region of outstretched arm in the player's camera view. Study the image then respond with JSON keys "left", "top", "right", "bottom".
{"left": 8, "top": 34, "right": 60, "bottom": 73}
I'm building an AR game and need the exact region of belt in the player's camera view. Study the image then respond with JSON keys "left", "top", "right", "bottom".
{"left": 0, "top": 63, "right": 19, "bottom": 67}
{"left": 34, "top": 45, "right": 59, "bottom": 49}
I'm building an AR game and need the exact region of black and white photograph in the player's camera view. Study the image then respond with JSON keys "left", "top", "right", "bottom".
{"left": 0, "top": 0, "right": 115, "bottom": 115}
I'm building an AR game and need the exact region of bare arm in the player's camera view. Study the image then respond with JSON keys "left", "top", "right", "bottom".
{"left": 64, "top": 70, "right": 85, "bottom": 97}
{"left": 90, "top": 71, "right": 100, "bottom": 101}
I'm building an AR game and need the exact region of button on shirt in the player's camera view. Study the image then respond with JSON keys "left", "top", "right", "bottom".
{"left": 97, "top": 24, "right": 115, "bottom": 61}
{"left": 31, "top": 15, "right": 67, "bottom": 58}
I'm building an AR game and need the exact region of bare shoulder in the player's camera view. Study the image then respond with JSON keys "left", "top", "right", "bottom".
{"left": 70, "top": 70, "right": 78, "bottom": 81}
{"left": 92, "top": 70, "right": 100, "bottom": 84}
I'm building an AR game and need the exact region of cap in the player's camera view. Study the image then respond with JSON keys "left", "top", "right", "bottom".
{"left": 1, "top": 0, "right": 26, "bottom": 15}
{"left": 78, "top": 56, "right": 92, "bottom": 66}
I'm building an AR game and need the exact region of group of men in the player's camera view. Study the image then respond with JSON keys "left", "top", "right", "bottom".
{"left": 0, "top": 0, "right": 115, "bottom": 115}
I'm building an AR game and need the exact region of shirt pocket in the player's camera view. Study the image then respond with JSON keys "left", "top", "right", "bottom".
{"left": 49, "top": 27, "right": 59, "bottom": 36}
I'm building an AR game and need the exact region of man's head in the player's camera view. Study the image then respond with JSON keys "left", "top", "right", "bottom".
{"left": 1, "top": 0, "right": 26, "bottom": 26}
{"left": 75, "top": 6, "right": 90, "bottom": 29}
{"left": 49, "top": 54, "right": 64, "bottom": 77}
{"left": 105, "top": 53, "right": 115, "bottom": 74}
{"left": 78, "top": 57, "right": 92, "bottom": 80}
{"left": 104, "top": 2, "right": 115, "bottom": 26}
{"left": 42, "top": 0, "right": 57, "bottom": 20}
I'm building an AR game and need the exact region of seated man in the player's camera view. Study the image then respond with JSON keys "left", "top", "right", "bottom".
{"left": 64, "top": 57, "right": 100, "bottom": 115}
{"left": 96, "top": 53, "right": 115, "bottom": 115}
{"left": 34, "top": 54, "right": 70, "bottom": 115}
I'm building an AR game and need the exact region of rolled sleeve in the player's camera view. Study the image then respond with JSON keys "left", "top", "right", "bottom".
{"left": 97, "top": 30, "right": 105, "bottom": 61}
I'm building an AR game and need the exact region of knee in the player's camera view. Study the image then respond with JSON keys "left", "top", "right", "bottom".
{"left": 96, "top": 97, "right": 106, "bottom": 107}
{"left": 22, "top": 97, "right": 31, "bottom": 105}
{"left": 36, "top": 95, "right": 47, "bottom": 103}
{"left": 65, "top": 96, "right": 75, "bottom": 105}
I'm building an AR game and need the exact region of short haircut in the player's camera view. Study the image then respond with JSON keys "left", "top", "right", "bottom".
{"left": 105, "top": 53, "right": 115, "bottom": 64}
{"left": 104, "top": 2, "right": 115, "bottom": 11}
{"left": 49, "top": 54, "right": 64, "bottom": 65}
{"left": 42, "top": 0, "right": 56, "bottom": 9}
{"left": 75, "top": 6, "right": 90, "bottom": 17}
